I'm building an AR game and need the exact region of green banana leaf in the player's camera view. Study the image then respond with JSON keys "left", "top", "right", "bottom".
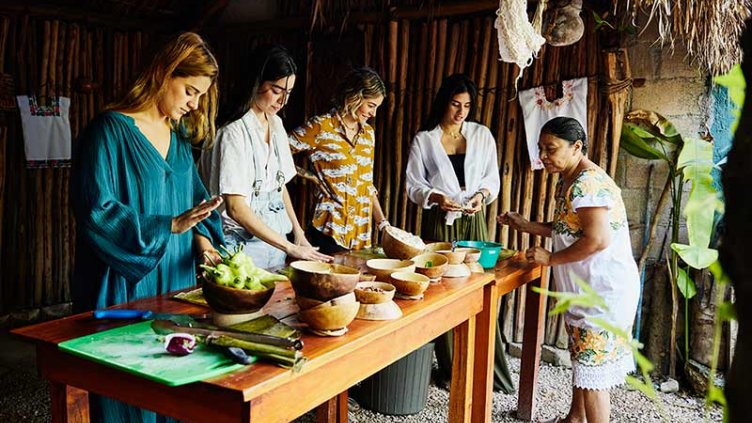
{"left": 624, "top": 110, "right": 683, "bottom": 145}
{"left": 620, "top": 123, "right": 669, "bottom": 161}
{"left": 670, "top": 244, "right": 718, "bottom": 270}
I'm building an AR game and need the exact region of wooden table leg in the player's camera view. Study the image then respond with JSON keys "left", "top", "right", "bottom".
{"left": 470, "top": 282, "right": 500, "bottom": 423}
{"left": 516, "top": 268, "right": 549, "bottom": 421}
{"left": 316, "top": 391, "right": 348, "bottom": 423}
{"left": 449, "top": 315, "right": 476, "bottom": 423}
{"left": 49, "top": 381, "right": 89, "bottom": 423}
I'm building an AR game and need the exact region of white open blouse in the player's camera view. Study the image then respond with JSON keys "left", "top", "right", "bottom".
{"left": 405, "top": 121, "right": 500, "bottom": 225}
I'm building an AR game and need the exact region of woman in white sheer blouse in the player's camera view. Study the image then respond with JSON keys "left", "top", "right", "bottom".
{"left": 405, "top": 74, "right": 511, "bottom": 392}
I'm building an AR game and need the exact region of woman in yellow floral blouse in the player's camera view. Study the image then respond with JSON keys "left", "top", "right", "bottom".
{"left": 498, "top": 117, "right": 639, "bottom": 423}
{"left": 289, "top": 68, "right": 388, "bottom": 253}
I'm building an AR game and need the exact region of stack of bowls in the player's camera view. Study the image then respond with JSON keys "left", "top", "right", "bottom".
{"left": 290, "top": 261, "right": 362, "bottom": 335}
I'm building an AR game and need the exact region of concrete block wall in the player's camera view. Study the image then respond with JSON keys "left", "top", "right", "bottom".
{"left": 616, "top": 20, "right": 711, "bottom": 260}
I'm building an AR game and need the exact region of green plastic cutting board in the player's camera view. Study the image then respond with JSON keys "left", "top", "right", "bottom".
{"left": 58, "top": 321, "right": 251, "bottom": 386}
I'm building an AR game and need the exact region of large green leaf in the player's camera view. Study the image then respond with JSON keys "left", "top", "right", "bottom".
{"left": 676, "top": 267, "right": 697, "bottom": 299}
{"left": 677, "top": 137, "right": 714, "bottom": 171}
{"left": 684, "top": 179, "right": 720, "bottom": 247}
{"left": 620, "top": 123, "right": 669, "bottom": 161}
{"left": 671, "top": 244, "right": 718, "bottom": 269}
{"left": 624, "top": 110, "right": 683, "bottom": 145}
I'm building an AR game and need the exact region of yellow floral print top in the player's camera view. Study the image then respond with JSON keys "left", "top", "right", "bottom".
{"left": 289, "top": 110, "right": 378, "bottom": 249}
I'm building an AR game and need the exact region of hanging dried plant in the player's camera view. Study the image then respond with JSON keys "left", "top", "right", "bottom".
{"left": 613, "top": 0, "right": 751, "bottom": 75}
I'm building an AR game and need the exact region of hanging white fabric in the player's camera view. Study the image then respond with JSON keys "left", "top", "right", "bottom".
{"left": 518, "top": 78, "right": 588, "bottom": 170}
{"left": 494, "top": 0, "right": 547, "bottom": 89}
{"left": 16, "top": 95, "right": 72, "bottom": 168}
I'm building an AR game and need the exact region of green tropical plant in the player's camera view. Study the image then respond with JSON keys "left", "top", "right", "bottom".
{"left": 620, "top": 111, "right": 724, "bottom": 380}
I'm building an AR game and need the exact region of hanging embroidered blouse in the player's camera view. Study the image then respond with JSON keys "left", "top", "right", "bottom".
{"left": 518, "top": 77, "right": 588, "bottom": 170}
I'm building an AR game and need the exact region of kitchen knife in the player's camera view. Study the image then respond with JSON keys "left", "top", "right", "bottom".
{"left": 151, "top": 319, "right": 304, "bottom": 350}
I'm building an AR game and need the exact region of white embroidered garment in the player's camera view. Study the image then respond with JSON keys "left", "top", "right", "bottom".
{"left": 519, "top": 77, "right": 588, "bottom": 170}
{"left": 405, "top": 122, "right": 500, "bottom": 225}
{"left": 552, "top": 167, "right": 640, "bottom": 389}
{"left": 199, "top": 111, "right": 296, "bottom": 234}
{"left": 16, "top": 95, "right": 72, "bottom": 168}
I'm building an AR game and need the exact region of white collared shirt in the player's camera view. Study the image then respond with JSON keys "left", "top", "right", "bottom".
{"left": 405, "top": 122, "right": 500, "bottom": 224}
{"left": 199, "top": 111, "right": 296, "bottom": 230}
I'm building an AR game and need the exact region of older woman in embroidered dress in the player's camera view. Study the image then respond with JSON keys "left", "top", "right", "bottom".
{"left": 498, "top": 117, "right": 639, "bottom": 423}
{"left": 289, "top": 67, "right": 388, "bottom": 254}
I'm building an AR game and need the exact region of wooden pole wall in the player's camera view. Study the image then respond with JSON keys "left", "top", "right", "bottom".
{"left": 0, "top": 13, "right": 153, "bottom": 315}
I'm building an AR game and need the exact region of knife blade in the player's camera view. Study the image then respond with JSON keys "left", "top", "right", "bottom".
{"left": 93, "top": 309, "right": 210, "bottom": 323}
{"left": 151, "top": 319, "right": 304, "bottom": 350}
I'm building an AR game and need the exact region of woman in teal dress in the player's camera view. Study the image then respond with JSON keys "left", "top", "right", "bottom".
{"left": 71, "top": 32, "right": 223, "bottom": 423}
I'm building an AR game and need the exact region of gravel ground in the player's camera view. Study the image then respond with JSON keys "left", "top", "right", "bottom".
{"left": 0, "top": 331, "right": 722, "bottom": 422}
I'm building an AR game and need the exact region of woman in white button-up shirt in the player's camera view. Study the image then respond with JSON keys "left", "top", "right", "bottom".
{"left": 405, "top": 74, "right": 512, "bottom": 392}
{"left": 200, "top": 45, "right": 331, "bottom": 268}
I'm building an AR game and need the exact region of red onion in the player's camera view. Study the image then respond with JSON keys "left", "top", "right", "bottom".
{"left": 164, "top": 333, "right": 197, "bottom": 356}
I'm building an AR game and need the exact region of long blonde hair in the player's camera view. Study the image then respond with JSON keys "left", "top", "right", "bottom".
{"left": 107, "top": 32, "right": 219, "bottom": 146}
{"left": 332, "top": 67, "right": 385, "bottom": 120}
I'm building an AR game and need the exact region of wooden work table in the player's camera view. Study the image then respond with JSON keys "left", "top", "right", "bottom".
{"left": 13, "top": 253, "right": 543, "bottom": 423}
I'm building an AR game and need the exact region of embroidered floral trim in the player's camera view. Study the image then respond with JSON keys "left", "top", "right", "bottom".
{"left": 533, "top": 80, "right": 575, "bottom": 110}
{"left": 27, "top": 96, "right": 62, "bottom": 116}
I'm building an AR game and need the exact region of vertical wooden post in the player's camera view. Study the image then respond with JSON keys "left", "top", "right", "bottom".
{"left": 471, "top": 281, "right": 499, "bottom": 423}
{"left": 49, "top": 382, "right": 89, "bottom": 423}
{"left": 449, "top": 316, "right": 476, "bottom": 423}
{"left": 516, "top": 267, "right": 549, "bottom": 421}
{"left": 316, "top": 391, "right": 348, "bottom": 423}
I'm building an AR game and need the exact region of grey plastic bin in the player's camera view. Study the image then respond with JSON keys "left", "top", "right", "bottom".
{"left": 351, "top": 342, "right": 435, "bottom": 415}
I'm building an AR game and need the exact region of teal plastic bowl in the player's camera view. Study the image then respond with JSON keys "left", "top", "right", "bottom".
{"left": 457, "top": 240, "right": 503, "bottom": 269}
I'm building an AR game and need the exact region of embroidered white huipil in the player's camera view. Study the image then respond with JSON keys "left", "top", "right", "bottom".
{"left": 519, "top": 78, "right": 588, "bottom": 170}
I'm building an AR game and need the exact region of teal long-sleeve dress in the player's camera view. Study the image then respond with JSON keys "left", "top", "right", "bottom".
{"left": 71, "top": 111, "right": 224, "bottom": 423}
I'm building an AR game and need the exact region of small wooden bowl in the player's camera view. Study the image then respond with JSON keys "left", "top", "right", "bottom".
{"left": 460, "top": 248, "right": 482, "bottom": 264}
{"left": 390, "top": 272, "right": 430, "bottom": 297}
{"left": 201, "top": 278, "right": 275, "bottom": 314}
{"left": 436, "top": 249, "right": 468, "bottom": 265}
{"left": 366, "top": 259, "right": 416, "bottom": 282}
{"left": 354, "top": 282, "right": 396, "bottom": 304}
{"left": 424, "top": 242, "right": 452, "bottom": 253}
{"left": 410, "top": 253, "right": 449, "bottom": 280}
{"left": 298, "top": 301, "right": 360, "bottom": 331}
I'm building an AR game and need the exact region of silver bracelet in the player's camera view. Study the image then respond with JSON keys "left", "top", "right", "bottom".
{"left": 377, "top": 220, "right": 391, "bottom": 231}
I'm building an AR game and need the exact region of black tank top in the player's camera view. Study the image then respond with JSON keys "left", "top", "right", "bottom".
{"left": 448, "top": 153, "right": 466, "bottom": 188}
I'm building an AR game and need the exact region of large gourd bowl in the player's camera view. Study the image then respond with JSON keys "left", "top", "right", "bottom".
{"left": 382, "top": 226, "right": 426, "bottom": 259}
{"left": 298, "top": 296, "right": 360, "bottom": 331}
{"left": 201, "top": 276, "right": 276, "bottom": 314}
{"left": 456, "top": 240, "right": 504, "bottom": 269}
{"left": 289, "top": 261, "right": 361, "bottom": 301}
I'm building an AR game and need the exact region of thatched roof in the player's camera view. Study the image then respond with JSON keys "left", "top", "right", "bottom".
{"left": 614, "top": 0, "right": 751, "bottom": 75}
